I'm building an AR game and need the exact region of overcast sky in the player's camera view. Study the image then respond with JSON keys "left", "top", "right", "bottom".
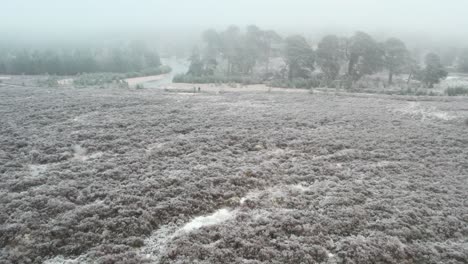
{"left": 2, "top": 0, "right": 468, "bottom": 45}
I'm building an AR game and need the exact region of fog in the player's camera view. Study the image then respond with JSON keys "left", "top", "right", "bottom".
{"left": 2, "top": 0, "right": 468, "bottom": 49}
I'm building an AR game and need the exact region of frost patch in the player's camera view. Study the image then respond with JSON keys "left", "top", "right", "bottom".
{"left": 291, "top": 184, "right": 311, "bottom": 192}
{"left": 396, "top": 102, "right": 455, "bottom": 121}
{"left": 140, "top": 223, "right": 179, "bottom": 262}
{"left": 29, "top": 164, "right": 47, "bottom": 177}
{"left": 181, "top": 208, "right": 235, "bottom": 232}
{"left": 145, "top": 142, "right": 165, "bottom": 154}
{"left": 312, "top": 148, "right": 361, "bottom": 161}
{"left": 43, "top": 255, "right": 90, "bottom": 264}
{"left": 141, "top": 208, "right": 236, "bottom": 261}
{"left": 72, "top": 145, "right": 102, "bottom": 161}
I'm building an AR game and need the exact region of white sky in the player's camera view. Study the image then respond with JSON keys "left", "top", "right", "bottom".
{"left": 2, "top": 0, "right": 467, "bottom": 44}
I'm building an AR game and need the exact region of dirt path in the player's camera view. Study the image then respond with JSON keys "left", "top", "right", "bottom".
{"left": 124, "top": 74, "right": 168, "bottom": 87}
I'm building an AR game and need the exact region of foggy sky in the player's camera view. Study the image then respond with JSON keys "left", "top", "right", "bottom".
{"left": 2, "top": 0, "right": 468, "bottom": 46}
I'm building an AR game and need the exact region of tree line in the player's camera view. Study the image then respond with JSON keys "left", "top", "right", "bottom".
{"left": 0, "top": 41, "right": 163, "bottom": 76}
{"left": 182, "top": 25, "right": 468, "bottom": 88}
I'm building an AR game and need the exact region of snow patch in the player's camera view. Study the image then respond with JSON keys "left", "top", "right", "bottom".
{"left": 141, "top": 208, "right": 236, "bottom": 261}
{"left": 72, "top": 145, "right": 87, "bottom": 161}
{"left": 72, "top": 145, "right": 102, "bottom": 161}
{"left": 291, "top": 184, "right": 311, "bottom": 192}
{"left": 43, "top": 255, "right": 89, "bottom": 264}
{"left": 181, "top": 208, "right": 235, "bottom": 232}
{"left": 140, "top": 223, "right": 179, "bottom": 262}
{"left": 145, "top": 142, "right": 165, "bottom": 154}
{"left": 29, "top": 164, "right": 47, "bottom": 177}
{"left": 57, "top": 78, "right": 73, "bottom": 86}
{"left": 396, "top": 102, "right": 455, "bottom": 121}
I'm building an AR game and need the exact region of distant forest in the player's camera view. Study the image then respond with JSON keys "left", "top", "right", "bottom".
{"left": 175, "top": 25, "right": 468, "bottom": 88}
{"left": 0, "top": 41, "right": 164, "bottom": 76}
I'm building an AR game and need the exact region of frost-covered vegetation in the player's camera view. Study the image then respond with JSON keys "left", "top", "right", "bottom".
{"left": 73, "top": 66, "right": 171, "bottom": 87}
{"left": 0, "top": 85, "right": 467, "bottom": 263}
{"left": 445, "top": 86, "right": 468, "bottom": 96}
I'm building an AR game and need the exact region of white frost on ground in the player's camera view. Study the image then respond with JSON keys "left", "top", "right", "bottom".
{"left": 312, "top": 149, "right": 361, "bottom": 161}
{"left": 72, "top": 145, "right": 87, "bottom": 161}
{"left": 145, "top": 142, "right": 166, "bottom": 154}
{"left": 181, "top": 208, "right": 235, "bottom": 232}
{"left": 29, "top": 164, "right": 47, "bottom": 177}
{"left": 57, "top": 78, "right": 73, "bottom": 86}
{"left": 141, "top": 208, "right": 236, "bottom": 261}
{"left": 72, "top": 145, "right": 102, "bottom": 161}
{"left": 43, "top": 255, "right": 90, "bottom": 264}
{"left": 396, "top": 102, "right": 455, "bottom": 121}
{"left": 140, "top": 223, "right": 180, "bottom": 262}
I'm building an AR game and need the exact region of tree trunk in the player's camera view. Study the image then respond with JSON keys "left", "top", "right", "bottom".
{"left": 265, "top": 46, "right": 271, "bottom": 74}
{"left": 347, "top": 58, "right": 355, "bottom": 76}
{"left": 227, "top": 61, "right": 231, "bottom": 76}
{"left": 407, "top": 71, "right": 412, "bottom": 84}
{"left": 288, "top": 65, "right": 294, "bottom": 81}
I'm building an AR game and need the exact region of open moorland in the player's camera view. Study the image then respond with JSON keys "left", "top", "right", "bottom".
{"left": 1, "top": 85, "right": 467, "bottom": 264}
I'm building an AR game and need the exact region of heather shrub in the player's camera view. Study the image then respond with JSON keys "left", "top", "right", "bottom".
{"left": 445, "top": 86, "right": 468, "bottom": 96}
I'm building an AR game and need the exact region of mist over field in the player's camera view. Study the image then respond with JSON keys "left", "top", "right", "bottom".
{"left": 1, "top": 1, "right": 468, "bottom": 264}
{"left": 2, "top": 0, "right": 468, "bottom": 48}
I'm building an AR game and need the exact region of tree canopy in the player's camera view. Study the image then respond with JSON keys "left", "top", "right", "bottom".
{"left": 383, "top": 38, "right": 410, "bottom": 84}
{"left": 416, "top": 53, "right": 448, "bottom": 88}
{"left": 316, "top": 35, "right": 343, "bottom": 84}
{"left": 0, "top": 43, "right": 162, "bottom": 75}
{"left": 284, "top": 35, "right": 315, "bottom": 81}
{"left": 346, "top": 31, "right": 384, "bottom": 81}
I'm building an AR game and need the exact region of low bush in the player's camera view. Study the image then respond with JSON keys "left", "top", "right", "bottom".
{"left": 445, "top": 86, "right": 468, "bottom": 96}
{"left": 73, "top": 66, "right": 171, "bottom": 87}
{"left": 73, "top": 73, "right": 123, "bottom": 86}
{"left": 37, "top": 77, "right": 60, "bottom": 87}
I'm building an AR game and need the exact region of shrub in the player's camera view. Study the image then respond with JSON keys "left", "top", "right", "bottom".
{"left": 135, "top": 84, "right": 144, "bottom": 89}
{"left": 37, "top": 77, "right": 59, "bottom": 87}
{"left": 73, "top": 73, "right": 122, "bottom": 86}
{"left": 72, "top": 66, "right": 171, "bottom": 87}
{"left": 125, "top": 72, "right": 140, "bottom": 78}
{"left": 445, "top": 86, "right": 468, "bottom": 96}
